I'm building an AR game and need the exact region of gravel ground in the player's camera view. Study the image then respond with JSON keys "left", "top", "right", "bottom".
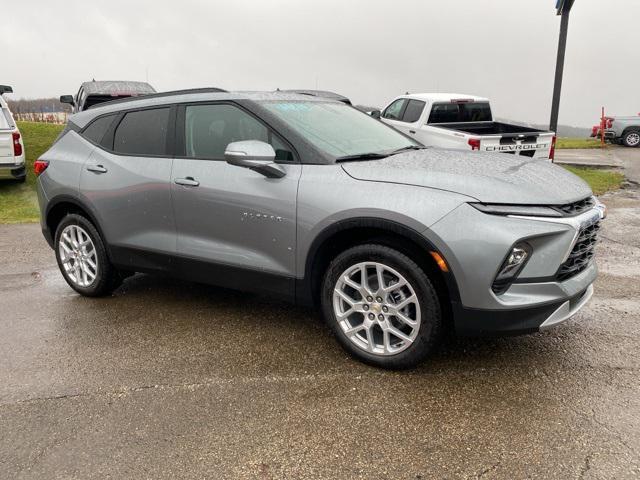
{"left": 0, "top": 188, "right": 639, "bottom": 479}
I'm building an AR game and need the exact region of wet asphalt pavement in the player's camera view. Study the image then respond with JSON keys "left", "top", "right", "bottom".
{"left": 1, "top": 191, "right": 639, "bottom": 479}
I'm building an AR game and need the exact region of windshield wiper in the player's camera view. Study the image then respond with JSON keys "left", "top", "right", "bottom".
{"left": 390, "top": 145, "right": 427, "bottom": 155}
{"left": 335, "top": 152, "right": 389, "bottom": 162}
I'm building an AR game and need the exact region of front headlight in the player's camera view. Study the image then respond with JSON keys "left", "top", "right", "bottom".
{"left": 471, "top": 203, "right": 563, "bottom": 218}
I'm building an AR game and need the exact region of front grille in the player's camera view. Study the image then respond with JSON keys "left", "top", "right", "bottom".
{"left": 554, "top": 196, "right": 595, "bottom": 216}
{"left": 557, "top": 220, "right": 600, "bottom": 281}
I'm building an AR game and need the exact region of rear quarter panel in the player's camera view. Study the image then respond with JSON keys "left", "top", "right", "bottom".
{"left": 38, "top": 131, "right": 96, "bottom": 226}
{"left": 417, "top": 125, "right": 470, "bottom": 150}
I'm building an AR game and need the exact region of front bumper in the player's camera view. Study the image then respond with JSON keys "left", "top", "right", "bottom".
{"left": 428, "top": 202, "right": 601, "bottom": 335}
{"left": 453, "top": 283, "right": 593, "bottom": 336}
{"left": 0, "top": 164, "right": 26, "bottom": 180}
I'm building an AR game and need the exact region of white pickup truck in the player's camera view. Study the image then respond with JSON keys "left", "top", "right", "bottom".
{"left": 0, "top": 85, "right": 26, "bottom": 182}
{"left": 374, "top": 93, "right": 556, "bottom": 160}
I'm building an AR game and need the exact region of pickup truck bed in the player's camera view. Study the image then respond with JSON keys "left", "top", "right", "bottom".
{"left": 434, "top": 121, "right": 543, "bottom": 136}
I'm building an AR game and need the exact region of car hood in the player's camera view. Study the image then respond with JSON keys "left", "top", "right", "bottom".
{"left": 340, "top": 149, "right": 592, "bottom": 204}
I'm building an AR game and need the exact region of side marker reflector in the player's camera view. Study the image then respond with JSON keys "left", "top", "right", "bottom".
{"left": 429, "top": 251, "right": 449, "bottom": 273}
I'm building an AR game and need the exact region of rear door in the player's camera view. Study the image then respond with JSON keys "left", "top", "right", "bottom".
{"left": 79, "top": 107, "right": 176, "bottom": 270}
{"left": 170, "top": 102, "right": 300, "bottom": 295}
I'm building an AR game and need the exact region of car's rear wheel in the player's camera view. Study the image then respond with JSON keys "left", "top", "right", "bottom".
{"left": 54, "top": 214, "right": 121, "bottom": 296}
{"left": 321, "top": 244, "right": 442, "bottom": 369}
{"left": 622, "top": 130, "right": 640, "bottom": 147}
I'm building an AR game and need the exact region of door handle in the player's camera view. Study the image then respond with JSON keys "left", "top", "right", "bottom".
{"left": 174, "top": 177, "right": 200, "bottom": 187}
{"left": 86, "top": 164, "right": 108, "bottom": 173}
{"left": 409, "top": 130, "right": 416, "bottom": 134}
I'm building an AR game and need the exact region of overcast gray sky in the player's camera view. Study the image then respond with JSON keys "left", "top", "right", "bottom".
{"left": 3, "top": 0, "right": 638, "bottom": 127}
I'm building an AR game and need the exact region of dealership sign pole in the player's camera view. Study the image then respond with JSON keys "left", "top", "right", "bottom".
{"left": 549, "top": 0, "right": 576, "bottom": 134}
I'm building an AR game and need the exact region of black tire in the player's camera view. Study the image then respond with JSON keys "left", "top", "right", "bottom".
{"left": 54, "top": 213, "right": 122, "bottom": 297}
{"left": 622, "top": 130, "right": 640, "bottom": 148}
{"left": 15, "top": 175, "right": 26, "bottom": 183}
{"left": 321, "top": 244, "right": 442, "bottom": 369}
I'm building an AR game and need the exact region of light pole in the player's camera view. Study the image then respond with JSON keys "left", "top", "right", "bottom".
{"left": 549, "top": 0, "right": 576, "bottom": 134}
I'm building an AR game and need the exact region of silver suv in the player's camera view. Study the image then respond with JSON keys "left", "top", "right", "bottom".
{"left": 36, "top": 88, "right": 603, "bottom": 369}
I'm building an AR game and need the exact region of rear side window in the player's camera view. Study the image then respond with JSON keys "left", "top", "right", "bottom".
{"left": 428, "top": 102, "right": 492, "bottom": 123}
{"left": 82, "top": 115, "right": 116, "bottom": 144}
{"left": 382, "top": 99, "right": 407, "bottom": 120}
{"left": 114, "top": 108, "right": 170, "bottom": 155}
{"left": 402, "top": 100, "right": 425, "bottom": 123}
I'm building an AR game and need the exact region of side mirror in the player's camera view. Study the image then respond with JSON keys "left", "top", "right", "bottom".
{"left": 59, "top": 95, "right": 75, "bottom": 105}
{"left": 370, "top": 110, "right": 381, "bottom": 119}
{"left": 225, "top": 140, "right": 286, "bottom": 179}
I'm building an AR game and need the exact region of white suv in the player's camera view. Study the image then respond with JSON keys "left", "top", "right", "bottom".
{"left": 0, "top": 85, "right": 26, "bottom": 182}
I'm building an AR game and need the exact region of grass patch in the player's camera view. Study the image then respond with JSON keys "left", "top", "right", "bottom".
{"left": 556, "top": 137, "right": 604, "bottom": 149}
{"left": 0, "top": 122, "right": 63, "bottom": 223}
{"left": 563, "top": 166, "right": 624, "bottom": 195}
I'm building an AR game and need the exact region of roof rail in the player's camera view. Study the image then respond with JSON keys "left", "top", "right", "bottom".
{"left": 86, "top": 87, "right": 228, "bottom": 110}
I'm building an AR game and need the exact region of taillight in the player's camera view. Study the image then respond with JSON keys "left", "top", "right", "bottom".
{"left": 607, "top": 118, "right": 614, "bottom": 129}
{"left": 34, "top": 159, "right": 49, "bottom": 176}
{"left": 549, "top": 135, "right": 557, "bottom": 161}
{"left": 468, "top": 138, "right": 481, "bottom": 151}
{"left": 12, "top": 132, "right": 22, "bottom": 156}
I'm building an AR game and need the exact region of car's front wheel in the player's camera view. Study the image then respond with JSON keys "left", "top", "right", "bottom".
{"left": 54, "top": 213, "right": 122, "bottom": 296}
{"left": 321, "top": 244, "right": 442, "bottom": 369}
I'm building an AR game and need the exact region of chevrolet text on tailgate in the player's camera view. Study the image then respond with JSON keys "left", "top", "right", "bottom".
{"left": 36, "top": 89, "right": 602, "bottom": 369}
{"left": 376, "top": 93, "right": 556, "bottom": 160}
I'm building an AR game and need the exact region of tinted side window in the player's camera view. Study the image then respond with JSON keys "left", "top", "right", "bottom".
{"left": 402, "top": 100, "right": 426, "bottom": 123}
{"left": 427, "top": 104, "right": 459, "bottom": 123}
{"left": 82, "top": 115, "right": 116, "bottom": 145}
{"left": 427, "top": 102, "right": 492, "bottom": 123}
{"left": 114, "top": 108, "right": 170, "bottom": 155}
{"left": 185, "top": 104, "right": 285, "bottom": 160}
{"left": 76, "top": 88, "right": 85, "bottom": 111}
{"left": 382, "top": 99, "right": 407, "bottom": 120}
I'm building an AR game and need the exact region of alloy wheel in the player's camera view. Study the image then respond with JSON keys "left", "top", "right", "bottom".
{"left": 333, "top": 261, "right": 421, "bottom": 356}
{"left": 626, "top": 132, "right": 640, "bottom": 146}
{"left": 58, "top": 224, "right": 98, "bottom": 288}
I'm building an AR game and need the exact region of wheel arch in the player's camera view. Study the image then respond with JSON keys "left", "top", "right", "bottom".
{"left": 622, "top": 126, "right": 640, "bottom": 139}
{"left": 44, "top": 195, "right": 109, "bottom": 253}
{"left": 297, "top": 217, "right": 461, "bottom": 326}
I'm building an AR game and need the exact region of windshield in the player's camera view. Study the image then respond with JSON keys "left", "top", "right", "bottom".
{"left": 427, "top": 102, "right": 492, "bottom": 123}
{"left": 261, "top": 101, "right": 418, "bottom": 159}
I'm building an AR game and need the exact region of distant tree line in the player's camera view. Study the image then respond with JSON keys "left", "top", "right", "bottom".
{"left": 6, "top": 98, "right": 71, "bottom": 114}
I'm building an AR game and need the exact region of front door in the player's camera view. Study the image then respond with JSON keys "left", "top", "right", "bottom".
{"left": 170, "top": 102, "right": 300, "bottom": 296}
{"left": 382, "top": 98, "right": 427, "bottom": 143}
{"left": 381, "top": 98, "right": 408, "bottom": 133}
